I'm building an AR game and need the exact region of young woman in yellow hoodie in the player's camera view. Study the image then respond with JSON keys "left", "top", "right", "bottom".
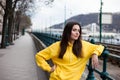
{"left": 35, "top": 22, "right": 104, "bottom": 80}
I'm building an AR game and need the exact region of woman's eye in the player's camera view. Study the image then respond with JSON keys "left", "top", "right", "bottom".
{"left": 72, "top": 29, "right": 76, "bottom": 31}
{"left": 73, "top": 28, "right": 78, "bottom": 31}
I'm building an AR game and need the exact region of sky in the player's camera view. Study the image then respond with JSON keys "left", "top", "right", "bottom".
{"left": 31, "top": 0, "right": 120, "bottom": 31}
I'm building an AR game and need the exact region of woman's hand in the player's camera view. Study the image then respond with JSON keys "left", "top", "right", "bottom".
{"left": 91, "top": 53, "right": 99, "bottom": 69}
{"left": 50, "top": 65, "right": 57, "bottom": 73}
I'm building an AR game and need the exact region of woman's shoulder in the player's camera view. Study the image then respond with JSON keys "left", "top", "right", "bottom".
{"left": 50, "top": 41, "right": 61, "bottom": 47}
{"left": 54, "top": 41, "right": 61, "bottom": 44}
{"left": 81, "top": 40, "right": 90, "bottom": 44}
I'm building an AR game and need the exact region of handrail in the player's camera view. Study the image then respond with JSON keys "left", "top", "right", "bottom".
{"left": 86, "top": 47, "right": 115, "bottom": 80}
{"left": 32, "top": 32, "right": 118, "bottom": 80}
{"left": 86, "top": 39, "right": 115, "bottom": 80}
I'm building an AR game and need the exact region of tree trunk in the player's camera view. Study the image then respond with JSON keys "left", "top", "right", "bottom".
{"left": 1, "top": 13, "right": 7, "bottom": 48}
{"left": 1, "top": 12, "right": 8, "bottom": 48}
{"left": 8, "top": 14, "right": 14, "bottom": 44}
{"left": 1, "top": 0, "right": 9, "bottom": 48}
{"left": 8, "top": 0, "right": 14, "bottom": 45}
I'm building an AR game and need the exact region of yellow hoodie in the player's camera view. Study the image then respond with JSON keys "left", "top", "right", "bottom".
{"left": 35, "top": 40, "right": 104, "bottom": 80}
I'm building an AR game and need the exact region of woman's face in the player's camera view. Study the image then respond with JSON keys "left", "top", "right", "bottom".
{"left": 70, "top": 24, "right": 80, "bottom": 43}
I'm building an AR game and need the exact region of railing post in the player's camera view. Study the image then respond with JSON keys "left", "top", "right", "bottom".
{"left": 86, "top": 58, "right": 96, "bottom": 80}
{"left": 101, "top": 48, "right": 109, "bottom": 80}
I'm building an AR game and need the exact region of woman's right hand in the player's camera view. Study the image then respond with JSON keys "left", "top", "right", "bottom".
{"left": 91, "top": 53, "right": 99, "bottom": 68}
{"left": 50, "top": 65, "right": 56, "bottom": 73}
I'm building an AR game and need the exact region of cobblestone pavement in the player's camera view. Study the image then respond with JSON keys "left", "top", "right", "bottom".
{"left": 0, "top": 33, "right": 48, "bottom": 80}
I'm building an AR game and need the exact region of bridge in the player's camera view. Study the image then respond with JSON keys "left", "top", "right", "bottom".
{"left": 0, "top": 32, "right": 120, "bottom": 80}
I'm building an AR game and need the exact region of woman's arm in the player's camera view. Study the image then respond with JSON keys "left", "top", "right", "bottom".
{"left": 36, "top": 54, "right": 52, "bottom": 72}
{"left": 91, "top": 53, "right": 99, "bottom": 68}
{"left": 82, "top": 40, "right": 104, "bottom": 68}
{"left": 35, "top": 41, "right": 60, "bottom": 72}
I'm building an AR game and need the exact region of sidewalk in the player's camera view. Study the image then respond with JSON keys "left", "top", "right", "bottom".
{"left": 0, "top": 33, "right": 48, "bottom": 80}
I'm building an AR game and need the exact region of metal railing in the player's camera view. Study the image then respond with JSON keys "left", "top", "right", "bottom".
{"left": 86, "top": 39, "right": 115, "bottom": 80}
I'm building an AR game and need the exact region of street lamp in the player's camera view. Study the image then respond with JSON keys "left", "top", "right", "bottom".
{"left": 99, "top": 0, "right": 103, "bottom": 43}
{"left": 64, "top": 1, "right": 67, "bottom": 28}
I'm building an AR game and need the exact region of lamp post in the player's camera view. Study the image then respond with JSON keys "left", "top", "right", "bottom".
{"left": 99, "top": 0, "right": 103, "bottom": 43}
{"left": 64, "top": 2, "right": 66, "bottom": 27}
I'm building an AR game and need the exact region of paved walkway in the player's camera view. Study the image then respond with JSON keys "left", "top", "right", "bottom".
{"left": 0, "top": 33, "right": 48, "bottom": 80}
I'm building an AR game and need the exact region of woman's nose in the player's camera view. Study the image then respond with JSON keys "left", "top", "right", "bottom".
{"left": 76, "top": 31, "right": 79, "bottom": 35}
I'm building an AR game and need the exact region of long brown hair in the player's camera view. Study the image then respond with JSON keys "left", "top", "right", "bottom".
{"left": 59, "top": 22, "right": 82, "bottom": 58}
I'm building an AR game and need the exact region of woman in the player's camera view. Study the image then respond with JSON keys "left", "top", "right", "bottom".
{"left": 35, "top": 22, "right": 104, "bottom": 80}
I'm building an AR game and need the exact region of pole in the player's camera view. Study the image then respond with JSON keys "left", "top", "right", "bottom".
{"left": 99, "top": 0, "right": 103, "bottom": 43}
{"left": 64, "top": 2, "right": 66, "bottom": 28}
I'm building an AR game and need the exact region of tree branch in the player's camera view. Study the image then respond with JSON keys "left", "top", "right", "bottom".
{"left": 12, "top": 0, "right": 19, "bottom": 9}
{"left": 0, "top": 1, "right": 5, "bottom": 11}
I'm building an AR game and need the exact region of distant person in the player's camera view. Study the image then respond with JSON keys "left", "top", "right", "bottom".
{"left": 35, "top": 22, "right": 104, "bottom": 80}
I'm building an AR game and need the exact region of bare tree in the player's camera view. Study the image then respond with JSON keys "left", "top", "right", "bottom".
{"left": 0, "top": 0, "right": 34, "bottom": 48}
{"left": 0, "top": 0, "right": 54, "bottom": 48}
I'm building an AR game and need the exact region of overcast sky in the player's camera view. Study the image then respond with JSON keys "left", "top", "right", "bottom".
{"left": 31, "top": 0, "right": 120, "bottom": 30}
